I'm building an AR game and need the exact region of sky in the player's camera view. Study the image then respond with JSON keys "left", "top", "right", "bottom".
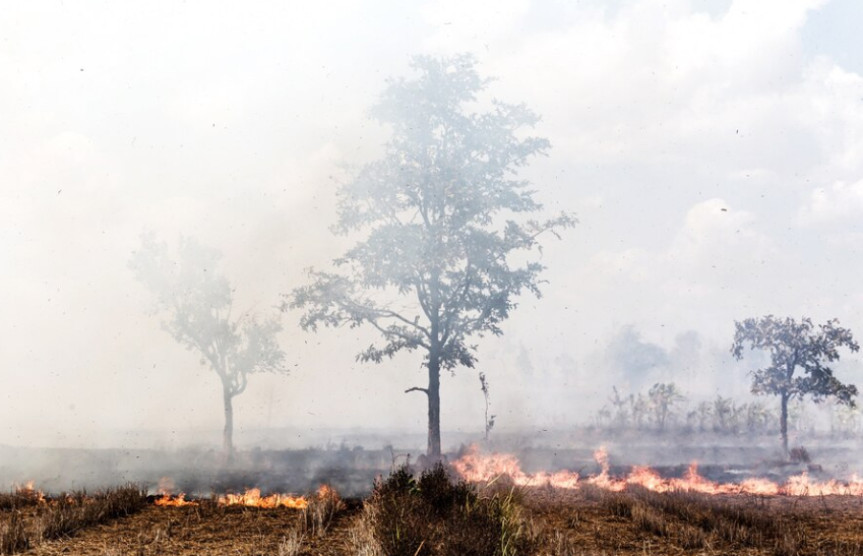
{"left": 2, "top": 0, "right": 863, "bottom": 450}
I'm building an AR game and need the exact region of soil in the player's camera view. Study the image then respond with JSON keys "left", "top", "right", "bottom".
{"left": 10, "top": 489, "right": 863, "bottom": 555}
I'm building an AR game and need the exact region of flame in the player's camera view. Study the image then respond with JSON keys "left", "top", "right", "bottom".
{"left": 14, "top": 481, "right": 45, "bottom": 503}
{"left": 315, "top": 484, "right": 337, "bottom": 500}
{"left": 452, "top": 445, "right": 863, "bottom": 496}
{"left": 218, "top": 488, "right": 308, "bottom": 509}
{"left": 151, "top": 476, "right": 310, "bottom": 509}
{"left": 153, "top": 476, "right": 198, "bottom": 507}
{"left": 154, "top": 494, "right": 198, "bottom": 507}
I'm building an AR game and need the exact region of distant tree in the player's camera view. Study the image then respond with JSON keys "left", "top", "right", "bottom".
{"left": 694, "top": 400, "right": 713, "bottom": 432}
{"left": 647, "top": 382, "right": 685, "bottom": 432}
{"left": 631, "top": 393, "right": 648, "bottom": 429}
{"left": 712, "top": 395, "right": 734, "bottom": 433}
{"left": 731, "top": 315, "right": 859, "bottom": 455}
{"left": 286, "top": 54, "right": 575, "bottom": 458}
{"left": 130, "top": 234, "right": 288, "bottom": 458}
{"left": 607, "top": 386, "right": 632, "bottom": 429}
{"left": 742, "top": 401, "right": 773, "bottom": 433}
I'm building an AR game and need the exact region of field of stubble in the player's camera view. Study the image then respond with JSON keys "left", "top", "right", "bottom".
{"left": 4, "top": 473, "right": 863, "bottom": 556}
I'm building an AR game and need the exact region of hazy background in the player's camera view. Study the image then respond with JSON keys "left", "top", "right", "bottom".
{"left": 2, "top": 0, "right": 863, "bottom": 452}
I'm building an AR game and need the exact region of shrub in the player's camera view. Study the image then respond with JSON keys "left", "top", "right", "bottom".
{"left": 36, "top": 485, "right": 147, "bottom": 541}
{"left": 300, "top": 485, "right": 344, "bottom": 537}
{"left": 359, "top": 463, "right": 533, "bottom": 556}
{"left": 0, "top": 511, "right": 29, "bottom": 554}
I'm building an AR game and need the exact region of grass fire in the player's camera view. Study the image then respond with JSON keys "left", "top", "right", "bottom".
{"left": 6, "top": 1, "right": 863, "bottom": 555}
{"left": 7, "top": 451, "right": 863, "bottom": 555}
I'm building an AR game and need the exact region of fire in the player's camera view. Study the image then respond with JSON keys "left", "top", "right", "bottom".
{"left": 152, "top": 478, "right": 308, "bottom": 509}
{"left": 315, "top": 484, "right": 338, "bottom": 500}
{"left": 218, "top": 488, "right": 308, "bottom": 509}
{"left": 14, "top": 481, "right": 45, "bottom": 503}
{"left": 154, "top": 477, "right": 198, "bottom": 507}
{"left": 154, "top": 494, "right": 198, "bottom": 507}
{"left": 452, "top": 445, "right": 863, "bottom": 496}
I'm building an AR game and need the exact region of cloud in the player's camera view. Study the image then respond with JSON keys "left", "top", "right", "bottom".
{"left": 800, "top": 179, "right": 863, "bottom": 224}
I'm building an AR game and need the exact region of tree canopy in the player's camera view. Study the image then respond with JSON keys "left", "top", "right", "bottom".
{"left": 130, "top": 233, "right": 288, "bottom": 456}
{"left": 731, "top": 315, "right": 859, "bottom": 454}
{"left": 287, "top": 54, "right": 575, "bottom": 457}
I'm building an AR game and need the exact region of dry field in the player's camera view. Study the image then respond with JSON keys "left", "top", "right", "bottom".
{"left": 4, "top": 472, "right": 863, "bottom": 555}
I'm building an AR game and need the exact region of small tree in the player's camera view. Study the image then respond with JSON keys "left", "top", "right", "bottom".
{"left": 731, "top": 315, "right": 859, "bottom": 455}
{"left": 286, "top": 54, "right": 574, "bottom": 458}
{"left": 478, "top": 372, "right": 495, "bottom": 441}
{"left": 647, "top": 382, "right": 684, "bottom": 432}
{"left": 712, "top": 395, "right": 734, "bottom": 433}
{"left": 130, "top": 233, "right": 288, "bottom": 458}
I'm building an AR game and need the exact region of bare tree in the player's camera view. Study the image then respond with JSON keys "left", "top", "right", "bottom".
{"left": 286, "top": 54, "right": 575, "bottom": 458}
{"left": 130, "top": 233, "right": 288, "bottom": 458}
{"left": 731, "top": 315, "right": 859, "bottom": 455}
{"left": 478, "top": 372, "right": 495, "bottom": 441}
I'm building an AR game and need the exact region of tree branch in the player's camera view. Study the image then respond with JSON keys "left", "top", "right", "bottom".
{"left": 405, "top": 386, "right": 429, "bottom": 395}
{"left": 367, "top": 319, "right": 430, "bottom": 350}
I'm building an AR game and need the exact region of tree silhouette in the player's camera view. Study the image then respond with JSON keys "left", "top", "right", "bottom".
{"left": 130, "top": 233, "right": 288, "bottom": 458}
{"left": 286, "top": 54, "right": 574, "bottom": 458}
{"left": 731, "top": 315, "right": 859, "bottom": 455}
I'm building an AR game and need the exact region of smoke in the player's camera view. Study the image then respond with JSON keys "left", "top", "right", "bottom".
{"left": 2, "top": 0, "right": 863, "bottom": 495}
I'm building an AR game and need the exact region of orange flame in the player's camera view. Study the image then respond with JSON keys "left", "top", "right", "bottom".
{"left": 218, "top": 488, "right": 308, "bottom": 509}
{"left": 150, "top": 479, "right": 317, "bottom": 510}
{"left": 153, "top": 476, "right": 198, "bottom": 507}
{"left": 452, "top": 445, "right": 863, "bottom": 496}
{"left": 15, "top": 481, "right": 45, "bottom": 503}
{"left": 154, "top": 494, "right": 198, "bottom": 507}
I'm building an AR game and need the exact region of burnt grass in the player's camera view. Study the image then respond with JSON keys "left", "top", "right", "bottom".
{"left": 4, "top": 474, "right": 863, "bottom": 555}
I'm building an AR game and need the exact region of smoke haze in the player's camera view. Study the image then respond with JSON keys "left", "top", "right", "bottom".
{"left": 2, "top": 0, "right": 863, "bottom": 462}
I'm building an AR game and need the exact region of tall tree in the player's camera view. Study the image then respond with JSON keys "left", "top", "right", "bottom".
{"left": 130, "top": 233, "right": 288, "bottom": 458}
{"left": 286, "top": 54, "right": 575, "bottom": 458}
{"left": 731, "top": 315, "right": 859, "bottom": 455}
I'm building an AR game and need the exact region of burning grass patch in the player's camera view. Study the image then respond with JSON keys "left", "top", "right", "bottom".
{"left": 0, "top": 484, "right": 44, "bottom": 512}
{"left": 300, "top": 484, "right": 344, "bottom": 537}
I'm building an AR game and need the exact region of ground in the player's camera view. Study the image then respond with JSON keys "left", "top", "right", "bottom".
{"left": 8, "top": 487, "right": 863, "bottom": 555}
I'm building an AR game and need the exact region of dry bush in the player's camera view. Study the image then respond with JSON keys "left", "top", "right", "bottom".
{"left": 0, "top": 486, "right": 43, "bottom": 512}
{"left": 359, "top": 463, "right": 534, "bottom": 556}
{"left": 277, "top": 529, "right": 305, "bottom": 556}
{"left": 0, "top": 510, "right": 29, "bottom": 555}
{"left": 300, "top": 485, "right": 344, "bottom": 537}
{"left": 36, "top": 485, "right": 147, "bottom": 541}
{"left": 347, "top": 501, "right": 384, "bottom": 556}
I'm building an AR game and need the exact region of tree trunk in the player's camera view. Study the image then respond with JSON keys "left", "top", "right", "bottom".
{"left": 780, "top": 392, "right": 789, "bottom": 457}
{"left": 427, "top": 353, "right": 441, "bottom": 460}
{"left": 223, "top": 387, "right": 234, "bottom": 461}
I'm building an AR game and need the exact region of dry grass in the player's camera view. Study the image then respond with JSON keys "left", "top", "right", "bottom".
{"left": 0, "top": 487, "right": 43, "bottom": 512}
{"left": 35, "top": 485, "right": 147, "bottom": 542}
{"left": 0, "top": 485, "right": 146, "bottom": 555}
{"left": 349, "top": 464, "right": 535, "bottom": 556}
{"left": 7, "top": 478, "right": 863, "bottom": 554}
{"left": 523, "top": 483, "right": 863, "bottom": 556}
{"left": 300, "top": 485, "right": 344, "bottom": 538}
{"left": 0, "top": 511, "right": 29, "bottom": 555}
